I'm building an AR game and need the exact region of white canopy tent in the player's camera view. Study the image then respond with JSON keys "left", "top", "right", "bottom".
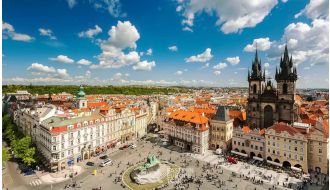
{"left": 291, "top": 166, "right": 302, "bottom": 172}
{"left": 267, "top": 160, "right": 282, "bottom": 167}
{"left": 253, "top": 156, "right": 263, "bottom": 161}
{"left": 231, "top": 150, "right": 248, "bottom": 157}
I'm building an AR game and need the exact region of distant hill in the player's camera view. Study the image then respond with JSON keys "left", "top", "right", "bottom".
{"left": 2, "top": 85, "right": 190, "bottom": 96}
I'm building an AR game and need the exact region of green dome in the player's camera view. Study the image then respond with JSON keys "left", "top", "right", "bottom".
{"left": 77, "top": 85, "right": 85, "bottom": 98}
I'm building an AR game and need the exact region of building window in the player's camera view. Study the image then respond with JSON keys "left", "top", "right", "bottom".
{"left": 273, "top": 150, "right": 275, "bottom": 154}
{"left": 242, "top": 143, "right": 245, "bottom": 146}
{"left": 268, "top": 149, "right": 270, "bottom": 153}
{"left": 255, "top": 145, "right": 258, "bottom": 150}
{"left": 234, "top": 141, "right": 236, "bottom": 145}
{"left": 53, "top": 146, "right": 56, "bottom": 151}
{"left": 319, "top": 142, "right": 322, "bottom": 146}
{"left": 300, "top": 156, "right": 303, "bottom": 161}
{"left": 319, "top": 149, "right": 322, "bottom": 153}
{"left": 260, "top": 147, "right": 262, "bottom": 151}
{"left": 268, "top": 141, "right": 270, "bottom": 145}
{"left": 283, "top": 83, "right": 288, "bottom": 94}
{"left": 319, "top": 157, "right": 322, "bottom": 162}
{"left": 61, "top": 143, "right": 64, "bottom": 149}
{"left": 294, "top": 147, "right": 297, "bottom": 151}
{"left": 251, "top": 145, "right": 253, "bottom": 148}
{"left": 238, "top": 142, "right": 240, "bottom": 146}
{"left": 284, "top": 153, "right": 286, "bottom": 157}
{"left": 294, "top": 155, "right": 297, "bottom": 160}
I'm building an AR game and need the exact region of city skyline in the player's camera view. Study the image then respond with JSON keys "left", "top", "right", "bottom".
{"left": 3, "top": 0, "right": 329, "bottom": 88}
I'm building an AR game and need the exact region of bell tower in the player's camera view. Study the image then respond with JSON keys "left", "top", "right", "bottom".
{"left": 77, "top": 85, "right": 87, "bottom": 109}
{"left": 275, "top": 44, "right": 297, "bottom": 123}
{"left": 247, "top": 49, "right": 265, "bottom": 128}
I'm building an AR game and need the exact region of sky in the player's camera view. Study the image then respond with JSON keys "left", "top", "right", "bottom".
{"left": 2, "top": 0, "right": 329, "bottom": 88}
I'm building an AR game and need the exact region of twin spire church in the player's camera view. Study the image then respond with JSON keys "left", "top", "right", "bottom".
{"left": 247, "top": 45, "right": 298, "bottom": 129}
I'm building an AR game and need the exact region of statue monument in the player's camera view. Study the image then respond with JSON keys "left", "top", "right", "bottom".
{"left": 130, "top": 154, "right": 169, "bottom": 184}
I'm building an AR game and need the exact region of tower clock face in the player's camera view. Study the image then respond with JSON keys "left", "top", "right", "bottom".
{"left": 267, "top": 86, "right": 271, "bottom": 90}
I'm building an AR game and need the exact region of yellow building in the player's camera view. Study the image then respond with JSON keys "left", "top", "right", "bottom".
{"left": 265, "top": 122, "right": 328, "bottom": 173}
{"left": 210, "top": 106, "right": 233, "bottom": 152}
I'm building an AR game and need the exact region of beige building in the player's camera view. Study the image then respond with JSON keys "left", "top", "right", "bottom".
{"left": 209, "top": 106, "right": 233, "bottom": 152}
{"left": 265, "top": 122, "right": 309, "bottom": 172}
{"left": 306, "top": 124, "right": 328, "bottom": 174}
{"left": 164, "top": 110, "right": 209, "bottom": 154}
{"left": 232, "top": 126, "right": 266, "bottom": 159}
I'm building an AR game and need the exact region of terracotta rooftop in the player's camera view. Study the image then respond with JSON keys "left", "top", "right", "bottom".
{"left": 268, "top": 122, "right": 301, "bottom": 136}
{"left": 169, "top": 110, "right": 208, "bottom": 124}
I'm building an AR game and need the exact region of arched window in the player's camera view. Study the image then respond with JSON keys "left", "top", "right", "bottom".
{"left": 283, "top": 83, "right": 288, "bottom": 94}
{"left": 253, "top": 84, "right": 257, "bottom": 94}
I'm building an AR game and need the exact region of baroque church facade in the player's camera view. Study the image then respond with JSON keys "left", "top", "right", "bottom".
{"left": 247, "top": 45, "right": 298, "bottom": 129}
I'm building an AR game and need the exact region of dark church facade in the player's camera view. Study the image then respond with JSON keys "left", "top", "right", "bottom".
{"left": 247, "top": 45, "right": 298, "bottom": 129}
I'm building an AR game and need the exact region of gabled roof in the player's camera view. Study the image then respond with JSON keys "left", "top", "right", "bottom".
{"left": 268, "top": 122, "right": 301, "bottom": 136}
{"left": 212, "top": 106, "right": 230, "bottom": 121}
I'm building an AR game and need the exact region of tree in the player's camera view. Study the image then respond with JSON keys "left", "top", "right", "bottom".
{"left": 21, "top": 147, "right": 36, "bottom": 166}
{"left": 2, "top": 145, "right": 10, "bottom": 164}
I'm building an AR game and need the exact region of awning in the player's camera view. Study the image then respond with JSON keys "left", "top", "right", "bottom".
{"left": 253, "top": 156, "right": 263, "bottom": 161}
{"left": 267, "top": 160, "right": 282, "bottom": 167}
{"left": 291, "top": 166, "right": 302, "bottom": 172}
{"left": 231, "top": 150, "right": 248, "bottom": 157}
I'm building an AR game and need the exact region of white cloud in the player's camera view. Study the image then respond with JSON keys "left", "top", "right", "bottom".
{"left": 27, "top": 63, "right": 70, "bottom": 79}
{"left": 3, "top": 22, "right": 34, "bottom": 42}
{"left": 107, "top": 21, "right": 140, "bottom": 49}
{"left": 264, "top": 62, "right": 270, "bottom": 68}
{"left": 177, "top": 0, "right": 278, "bottom": 34}
{"left": 49, "top": 55, "right": 75, "bottom": 64}
{"left": 93, "top": 0, "right": 125, "bottom": 17}
{"left": 85, "top": 70, "right": 92, "bottom": 78}
{"left": 90, "top": 21, "right": 155, "bottom": 69}
{"left": 78, "top": 25, "right": 102, "bottom": 38}
{"left": 268, "top": 19, "right": 329, "bottom": 67}
{"left": 27, "top": 63, "right": 56, "bottom": 73}
{"left": 182, "top": 26, "right": 193, "bottom": 32}
{"left": 214, "top": 70, "right": 221, "bottom": 75}
{"left": 56, "top": 69, "right": 69, "bottom": 78}
{"left": 175, "top": 70, "right": 183, "bottom": 75}
{"left": 39, "top": 28, "right": 56, "bottom": 40}
{"left": 77, "top": 59, "right": 92, "bottom": 65}
{"left": 132, "top": 61, "right": 156, "bottom": 71}
{"left": 295, "top": 0, "right": 328, "bottom": 19}
{"left": 244, "top": 37, "right": 272, "bottom": 52}
{"left": 67, "top": 0, "right": 76, "bottom": 8}
{"left": 146, "top": 48, "right": 153, "bottom": 56}
{"left": 176, "top": 6, "right": 183, "bottom": 12}
{"left": 168, "top": 45, "right": 178, "bottom": 52}
{"left": 225, "top": 56, "right": 240, "bottom": 65}
{"left": 185, "top": 48, "right": 213, "bottom": 63}
{"left": 213, "top": 62, "right": 227, "bottom": 70}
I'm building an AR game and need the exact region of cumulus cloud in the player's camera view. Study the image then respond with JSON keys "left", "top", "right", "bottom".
{"left": 27, "top": 63, "right": 56, "bottom": 73}
{"left": 177, "top": 0, "right": 278, "bottom": 34}
{"left": 27, "top": 63, "right": 70, "bottom": 78}
{"left": 175, "top": 70, "right": 183, "bottom": 75}
{"left": 132, "top": 61, "right": 156, "bottom": 71}
{"left": 225, "top": 56, "right": 240, "bottom": 65}
{"left": 268, "top": 19, "right": 329, "bottom": 67}
{"left": 201, "top": 63, "right": 210, "bottom": 69}
{"left": 49, "top": 55, "right": 75, "bottom": 64}
{"left": 185, "top": 48, "right": 213, "bottom": 63}
{"left": 264, "top": 62, "right": 270, "bottom": 68}
{"left": 168, "top": 45, "right": 178, "bottom": 52}
{"left": 244, "top": 37, "right": 272, "bottom": 52}
{"left": 295, "top": 0, "right": 328, "bottom": 19}
{"left": 78, "top": 25, "right": 102, "bottom": 38}
{"left": 77, "top": 59, "right": 92, "bottom": 65}
{"left": 213, "top": 63, "right": 227, "bottom": 70}
{"left": 214, "top": 70, "right": 221, "bottom": 75}
{"left": 146, "top": 48, "right": 153, "bottom": 56}
{"left": 90, "top": 21, "right": 155, "bottom": 70}
{"left": 39, "top": 28, "right": 56, "bottom": 40}
{"left": 2, "top": 21, "right": 34, "bottom": 42}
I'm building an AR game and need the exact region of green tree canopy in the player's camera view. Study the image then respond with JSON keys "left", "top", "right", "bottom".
{"left": 2, "top": 145, "right": 10, "bottom": 164}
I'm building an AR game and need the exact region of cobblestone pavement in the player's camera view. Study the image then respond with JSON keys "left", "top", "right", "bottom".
{"left": 4, "top": 139, "right": 328, "bottom": 190}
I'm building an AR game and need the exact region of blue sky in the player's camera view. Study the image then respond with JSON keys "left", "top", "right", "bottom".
{"left": 3, "top": 0, "right": 329, "bottom": 88}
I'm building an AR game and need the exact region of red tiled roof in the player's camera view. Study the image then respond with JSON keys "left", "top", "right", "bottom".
{"left": 169, "top": 110, "right": 208, "bottom": 124}
{"left": 87, "top": 102, "right": 107, "bottom": 108}
{"left": 268, "top": 122, "right": 301, "bottom": 136}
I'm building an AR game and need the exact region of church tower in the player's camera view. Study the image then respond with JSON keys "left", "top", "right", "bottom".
{"left": 77, "top": 85, "right": 87, "bottom": 109}
{"left": 247, "top": 49, "right": 265, "bottom": 128}
{"left": 275, "top": 44, "right": 298, "bottom": 124}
